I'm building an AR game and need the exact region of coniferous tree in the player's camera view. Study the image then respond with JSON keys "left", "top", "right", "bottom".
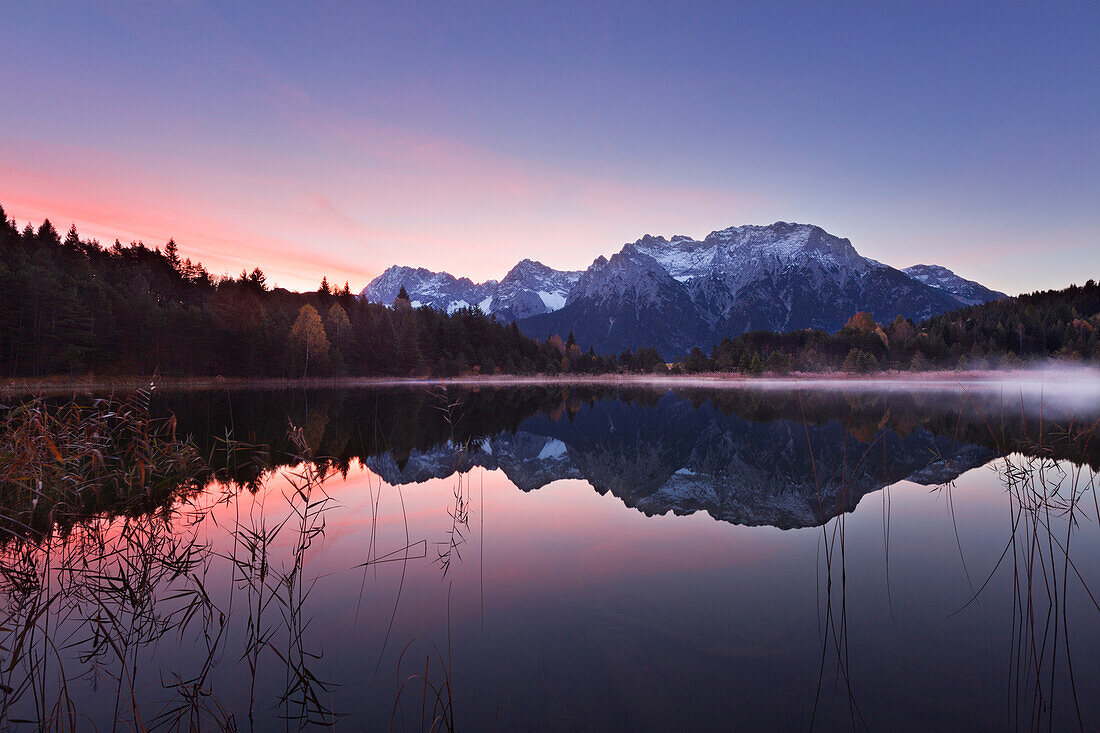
{"left": 2, "top": 202, "right": 1096, "bottom": 380}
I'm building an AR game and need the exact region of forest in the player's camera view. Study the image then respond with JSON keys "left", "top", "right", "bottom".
{"left": 0, "top": 206, "right": 658, "bottom": 378}
{"left": 1, "top": 204, "right": 1096, "bottom": 379}
{"left": 674, "top": 281, "right": 1100, "bottom": 374}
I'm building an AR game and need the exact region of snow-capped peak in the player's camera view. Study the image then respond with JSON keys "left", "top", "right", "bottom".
{"left": 362, "top": 221, "right": 1004, "bottom": 356}
{"left": 361, "top": 260, "right": 581, "bottom": 320}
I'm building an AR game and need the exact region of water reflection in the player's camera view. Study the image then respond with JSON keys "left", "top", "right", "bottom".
{"left": 0, "top": 383, "right": 1097, "bottom": 730}
{"left": 148, "top": 384, "right": 1095, "bottom": 530}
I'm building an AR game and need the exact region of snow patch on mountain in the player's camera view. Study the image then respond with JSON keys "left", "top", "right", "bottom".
{"left": 537, "top": 291, "right": 566, "bottom": 310}
{"left": 364, "top": 222, "right": 1003, "bottom": 355}
{"left": 536, "top": 438, "right": 568, "bottom": 460}
{"left": 361, "top": 259, "right": 580, "bottom": 320}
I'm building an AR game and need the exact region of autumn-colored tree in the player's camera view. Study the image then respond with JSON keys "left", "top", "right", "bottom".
{"left": 3, "top": 198, "right": 1098, "bottom": 380}
{"left": 566, "top": 342, "right": 582, "bottom": 371}
{"left": 288, "top": 304, "right": 330, "bottom": 377}
{"left": 888, "top": 315, "right": 916, "bottom": 343}
{"left": 325, "top": 303, "right": 351, "bottom": 346}
{"left": 843, "top": 311, "right": 878, "bottom": 333}
{"left": 547, "top": 334, "right": 565, "bottom": 355}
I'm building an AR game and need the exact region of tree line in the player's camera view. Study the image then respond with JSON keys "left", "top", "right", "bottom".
{"left": 2, "top": 204, "right": 1095, "bottom": 378}
{"left": 674, "top": 281, "right": 1100, "bottom": 374}
{"left": 0, "top": 207, "right": 665, "bottom": 378}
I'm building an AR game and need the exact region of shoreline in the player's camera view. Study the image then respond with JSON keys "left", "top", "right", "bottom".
{"left": 2, "top": 368, "right": 1096, "bottom": 396}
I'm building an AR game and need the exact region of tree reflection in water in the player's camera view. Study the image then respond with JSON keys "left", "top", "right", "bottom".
{"left": 0, "top": 384, "right": 1096, "bottom": 730}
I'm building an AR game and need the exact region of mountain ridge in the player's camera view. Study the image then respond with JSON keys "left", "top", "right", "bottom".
{"left": 902, "top": 263, "right": 1009, "bottom": 306}
{"left": 362, "top": 222, "right": 1008, "bottom": 355}
{"left": 362, "top": 259, "right": 581, "bottom": 320}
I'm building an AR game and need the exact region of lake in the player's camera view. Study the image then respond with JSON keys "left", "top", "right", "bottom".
{"left": 2, "top": 378, "right": 1099, "bottom": 731}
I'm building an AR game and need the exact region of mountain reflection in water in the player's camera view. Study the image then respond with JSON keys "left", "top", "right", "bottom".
{"left": 2, "top": 382, "right": 1098, "bottom": 731}
{"left": 158, "top": 383, "right": 1097, "bottom": 530}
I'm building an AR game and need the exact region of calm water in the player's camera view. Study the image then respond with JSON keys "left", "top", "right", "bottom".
{"left": 2, "top": 381, "right": 1100, "bottom": 731}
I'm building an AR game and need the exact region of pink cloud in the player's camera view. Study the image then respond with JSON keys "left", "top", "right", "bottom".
{"left": 1, "top": 84, "right": 770, "bottom": 291}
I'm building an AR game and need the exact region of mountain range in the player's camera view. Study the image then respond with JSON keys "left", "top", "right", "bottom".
{"left": 364, "top": 394, "right": 997, "bottom": 529}
{"left": 362, "top": 222, "right": 1008, "bottom": 356}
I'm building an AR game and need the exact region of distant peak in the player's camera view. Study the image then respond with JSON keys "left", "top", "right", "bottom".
{"left": 705, "top": 221, "right": 818, "bottom": 239}
{"left": 633, "top": 234, "right": 669, "bottom": 247}
{"left": 512, "top": 258, "right": 549, "bottom": 270}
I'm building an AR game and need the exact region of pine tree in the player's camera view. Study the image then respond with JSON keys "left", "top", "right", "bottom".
{"left": 38, "top": 219, "right": 60, "bottom": 246}
{"left": 394, "top": 310, "right": 424, "bottom": 375}
{"left": 63, "top": 224, "right": 81, "bottom": 250}
{"left": 164, "top": 239, "right": 181, "bottom": 271}
{"left": 739, "top": 351, "right": 753, "bottom": 373}
{"left": 247, "top": 268, "right": 267, "bottom": 291}
{"left": 765, "top": 351, "right": 790, "bottom": 374}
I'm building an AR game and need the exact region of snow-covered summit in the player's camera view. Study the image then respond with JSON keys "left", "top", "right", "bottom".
{"left": 362, "top": 221, "right": 1004, "bottom": 355}
{"left": 631, "top": 222, "right": 874, "bottom": 291}
{"left": 494, "top": 259, "right": 582, "bottom": 319}
{"left": 360, "top": 265, "right": 492, "bottom": 313}
{"left": 361, "top": 260, "right": 580, "bottom": 319}
{"left": 521, "top": 221, "right": 971, "bottom": 355}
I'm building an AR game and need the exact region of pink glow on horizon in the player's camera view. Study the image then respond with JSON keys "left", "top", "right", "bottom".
{"left": 0, "top": 109, "right": 767, "bottom": 293}
{"left": 302, "top": 464, "right": 785, "bottom": 593}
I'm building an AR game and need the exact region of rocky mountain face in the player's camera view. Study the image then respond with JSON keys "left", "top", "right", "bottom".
{"left": 491, "top": 259, "right": 582, "bottom": 320}
{"left": 362, "top": 222, "right": 1006, "bottom": 356}
{"left": 363, "top": 394, "right": 997, "bottom": 530}
{"left": 520, "top": 223, "right": 969, "bottom": 355}
{"left": 361, "top": 260, "right": 581, "bottom": 319}
{"left": 902, "top": 264, "right": 1008, "bottom": 306}
{"left": 360, "top": 266, "right": 491, "bottom": 312}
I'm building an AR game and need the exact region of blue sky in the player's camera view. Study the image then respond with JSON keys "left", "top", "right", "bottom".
{"left": 1, "top": 1, "right": 1097, "bottom": 292}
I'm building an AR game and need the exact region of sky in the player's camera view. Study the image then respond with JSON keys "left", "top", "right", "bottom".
{"left": 1, "top": 1, "right": 1097, "bottom": 294}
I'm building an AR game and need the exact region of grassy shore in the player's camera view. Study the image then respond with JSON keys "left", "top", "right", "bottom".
{"left": 1, "top": 367, "right": 1093, "bottom": 397}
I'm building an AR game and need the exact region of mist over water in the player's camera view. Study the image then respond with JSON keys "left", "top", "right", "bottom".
{"left": 621, "top": 365, "right": 1100, "bottom": 414}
